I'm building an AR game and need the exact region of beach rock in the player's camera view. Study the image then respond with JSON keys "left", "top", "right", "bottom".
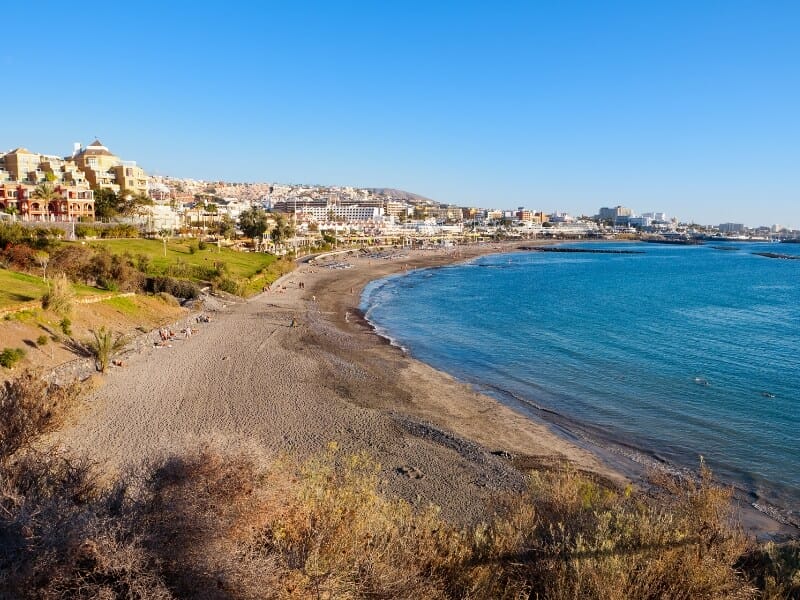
{"left": 491, "top": 450, "right": 515, "bottom": 461}
{"left": 397, "top": 465, "right": 425, "bottom": 479}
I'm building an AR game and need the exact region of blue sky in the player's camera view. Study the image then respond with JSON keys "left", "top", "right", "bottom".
{"left": 3, "top": 1, "right": 798, "bottom": 227}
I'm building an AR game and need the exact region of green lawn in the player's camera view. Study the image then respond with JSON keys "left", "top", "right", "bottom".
{"left": 0, "top": 269, "right": 111, "bottom": 310}
{"left": 74, "top": 238, "right": 294, "bottom": 295}
{"left": 0, "top": 270, "right": 48, "bottom": 309}
{"left": 100, "top": 295, "right": 138, "bottom": 315}
{"left": 78, "top": 239, "right": 279, "bottom": 281}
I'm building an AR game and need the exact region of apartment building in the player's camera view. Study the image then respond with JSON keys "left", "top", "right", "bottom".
{"left": 0, "top": 140, "right": 149, "bottom": 222}
{"left": 0, "top": 147, "right": 95, "bottom": 221}
{"left": 72, "top": 140, "right": 147, "bottom": 197}
{"left": 0, "top": 181, "right": 94, "bottom": 222}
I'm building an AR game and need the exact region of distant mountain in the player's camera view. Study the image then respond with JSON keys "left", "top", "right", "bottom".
{"left": 367, "top": 188, "right": 437, "bottom": 204}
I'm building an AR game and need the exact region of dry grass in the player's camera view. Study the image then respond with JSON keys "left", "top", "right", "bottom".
{"left": 739, "top": 540, "right": 800, "bottom": 599}
{"left": 0, "top": 371, "right": 796, "bottom": 599}
{"left": 0, "top": 370, "right": 82, "bottom": 458}
{"left": 40, "top": 273, "right": 75, "bottom": 316}
{"left": 515, "top": 461, "right": 753, "bottom": 599}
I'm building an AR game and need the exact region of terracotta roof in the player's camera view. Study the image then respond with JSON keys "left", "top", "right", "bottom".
{"left": 75, "top": 140, "right": 115, "bottom": 157}
{"left": 7, "top": 147, "right": 34, "bottom": 154}
{"left": 80, "top": 148, "right": 114, "bottom": 156}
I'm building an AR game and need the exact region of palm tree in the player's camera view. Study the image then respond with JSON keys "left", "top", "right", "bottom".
{"left": 85, "top": 327, "right": 126, "bottom": 373}
{"left": 33, "top": 182, "right": 58, "bottom": 202}
{"left": 32, "top": 182, "right": 59, "bottom": 219}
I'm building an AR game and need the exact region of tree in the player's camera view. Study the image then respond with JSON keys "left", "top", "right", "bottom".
{"left": 215, "top": 215, "right": 236, "bottom": 239}
{"left": 85, "top": 326, "right": 126, "bottom": 373}
{"left": 32, "top": 182, "right": 58, "bottom": 206}
{"left": 238, "top": 207, "right": 269, "bottom": 239}
{"left": 117, "top": 192, "right": 153, "bottom": 217}
{"left": 94, "top": 188, "right": 120, "bottom": 219}
{"left": 34, "top": 251, "right": 50, "bottom": 281}
{"left": 270, "top": 213, "right": 295, "bottom": 245}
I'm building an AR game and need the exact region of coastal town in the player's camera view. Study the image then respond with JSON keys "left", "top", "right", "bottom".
{"left": 2, "top": 141, "right": 798, "bottom": 246}
{"left": 4, "top": 0, "right": 800, "bottom": 595}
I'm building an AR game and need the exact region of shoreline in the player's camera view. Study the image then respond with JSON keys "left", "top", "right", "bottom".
{"left": 301, "top": 242, "right": 799, "bottom": 540}
{"left": 55, "top": 240, "right": 797, "bottom": 539}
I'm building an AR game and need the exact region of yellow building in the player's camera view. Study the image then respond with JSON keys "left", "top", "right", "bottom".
{"left": 0, "top": 140, "right": 148, "bottom": 222}
{"left": 2, "top": 148, "right": 43, "bottom": 183}
{"left": 72, "top": 139, "right": 148, "bottom": 197}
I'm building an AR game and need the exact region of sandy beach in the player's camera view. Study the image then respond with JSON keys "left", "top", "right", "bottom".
{"left": 54, "top": 241, "right": 797, "bottom": 538}
{"left": 55, "top": 242, "right": 624, "bottom": 524}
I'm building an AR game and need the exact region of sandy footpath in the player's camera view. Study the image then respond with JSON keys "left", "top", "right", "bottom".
{"left": 58, "top": 242, "right": 626, "bottom": 523}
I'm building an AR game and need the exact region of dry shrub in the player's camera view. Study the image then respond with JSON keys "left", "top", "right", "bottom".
{"left": 41, "top": 272, "right": 75, "bottom": 316}
{"left": 0, "top": 370, "right": 82, "bottom": 459}
{"left": 155, "top": 291, "right": 180, "bottom": 306}
{"left": 243, "top": 443, "right": 535, "bottom": 599}
{"left": 739, "top": 540, "right": 800, "bottom": 600}
{"left": 0, "top": 450, "right": 171, "bottom": 600}
{"left": 126, "top": 443, "right": 536, "bottom": 599}
{"left": 0, "top": 372, "right": 784, "bottom": 600}
{"left": 135, "top": 445, "right": 278, "bottom": 599}
{"left": 516, "top": 461, "right": 754, "bottom": 600}
{"left": 0, "top": 371, "right": 169, "bottom": 599}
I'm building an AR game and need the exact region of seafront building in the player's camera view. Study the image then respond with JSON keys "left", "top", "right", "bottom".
{"left": 71, "top": 140, "right": 147, "bottom": 197}
{"left": 0, "top": 140, "right": 148, "bottom": 222}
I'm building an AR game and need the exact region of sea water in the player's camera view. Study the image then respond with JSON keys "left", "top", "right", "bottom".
{"left": 361, "top": 242, "right": 800, "bottom": 519}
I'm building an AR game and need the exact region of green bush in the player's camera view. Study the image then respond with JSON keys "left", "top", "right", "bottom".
{"left": 59, "top": 317, "right": 72, "bottom": 336}
{"left": 89, "top": 248, "right": 144, "bottom": 292}
{"left": 74, "top": 224, "right": 100, "bottom": 239}
{"left": 216, "top": 278, "right": 241, "bottom": 295}
{"left": 136, "top": 253, "right": 151, "bottom": 273}
{"left": 100, "top": 224, "right": 140, "bottom": 239}
{"left": 145, "top": 276, "right": 199, "bottom": 300}
{"left": 36, "top": 335, "right": 48, "bottom": 346}
{"left": 96, "top": 277, "right": 119, "bottom": 291}
{"left": 0, "top": 347, "right": 26, "bottom": 369}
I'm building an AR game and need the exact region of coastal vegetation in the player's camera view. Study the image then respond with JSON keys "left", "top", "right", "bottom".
{"left": 0, "top": 222, "right": 295, "bottom": 313}
{"left": 84, "top": 326, "right": 127, "bottom": 373}
{"left": 0, "top": 347, "right": 26, "bottom": 369}
{"left": 39, "top": 273, "right": 74, "bottom": 316}
{"left": 0, "top": 220, "right": 294, "bottom": 374}
{"left": 0, "top": 370, "right": 797, "bottom": 599}
{"left": 81, "top": 238, "right": 292, "bottom": 293}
